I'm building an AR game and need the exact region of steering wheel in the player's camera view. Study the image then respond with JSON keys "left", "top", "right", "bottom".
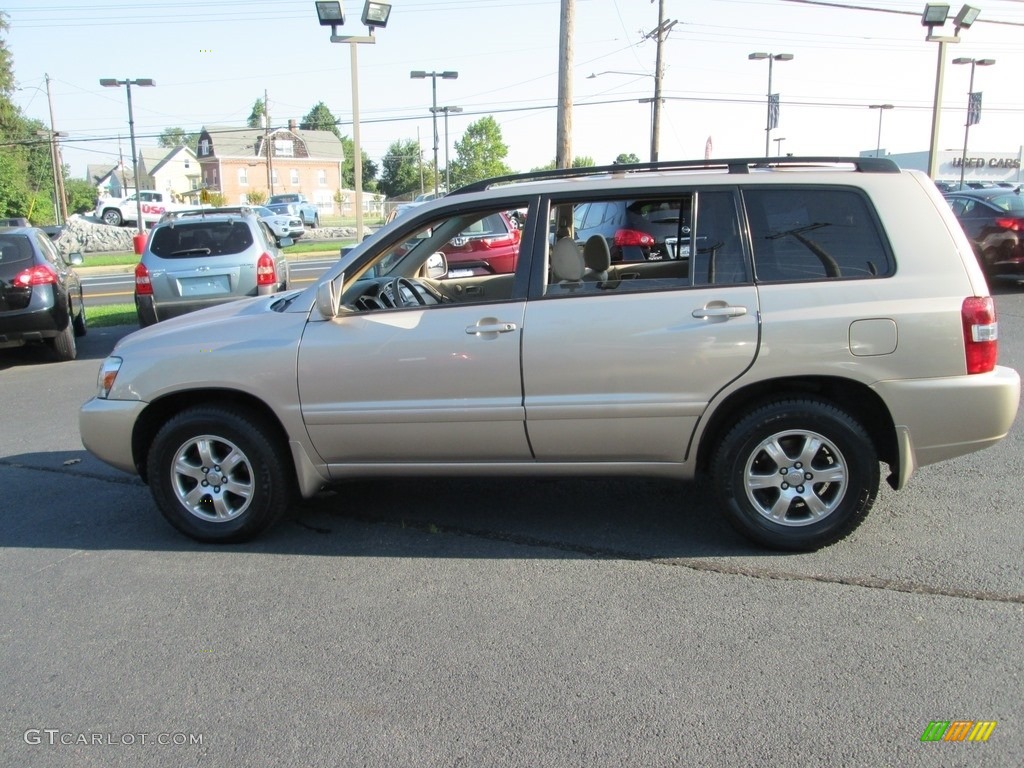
{"left": 383, "top": 277, "right": 427, "bottom": 308}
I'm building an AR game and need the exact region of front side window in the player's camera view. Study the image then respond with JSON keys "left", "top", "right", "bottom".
{"left": 745, "top": 187, "right": 893, "bottom": 281}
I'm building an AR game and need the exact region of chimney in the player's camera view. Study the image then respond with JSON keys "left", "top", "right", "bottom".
{"left": 288, "top": 119, "right": 297, "bottom": 132}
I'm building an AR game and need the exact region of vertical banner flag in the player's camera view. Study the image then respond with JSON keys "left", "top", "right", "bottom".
{"left": 769, "top": 93, "right": 780, "bottom": 130}
{"left": 968, "top": 92, "right": 982, "bottom": 126}
{"left": 705, "top": 136, "right": 713, "bottom": 160}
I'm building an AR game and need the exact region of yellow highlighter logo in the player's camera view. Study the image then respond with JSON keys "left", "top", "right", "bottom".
{"left": 920, "top": 720, "right": 997, "bottom": 742}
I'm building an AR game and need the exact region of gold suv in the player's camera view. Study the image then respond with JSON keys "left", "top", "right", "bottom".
{"left": 80, "top": 158, "right": 1021, "bottom": 550}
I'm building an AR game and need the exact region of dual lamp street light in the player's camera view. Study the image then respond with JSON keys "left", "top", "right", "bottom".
{"left": 868, "top": 104, "right": 893, "bottom": 158}
{"left": 316, "top": 1, "right": 391, "bottom": 243}
{"left": 411, "top": 70, "right": 458, "bottom": 196}
{"left": 100, "top": 78, "right": 154, "bottom": 242}
{"left": 952, "top": 56, "right": 995, "bottom": 189}
{"left": 748, "top": 52, "right": 793, "bottom": 158}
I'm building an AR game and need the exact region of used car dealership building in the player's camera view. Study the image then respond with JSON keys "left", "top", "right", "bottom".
{"left": 873, "top": 148, "right": 1023, "bottom": 186}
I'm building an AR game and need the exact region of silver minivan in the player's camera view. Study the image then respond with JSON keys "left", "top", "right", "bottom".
{"left": 134, "top": 208, "right": 290, "bottom": 326}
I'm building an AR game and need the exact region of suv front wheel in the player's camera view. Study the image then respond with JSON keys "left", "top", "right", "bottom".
{"left": 712, "top": 399, "right": 879, "bottom": 551}
{"left": 147, "top": 406, "right": 293, "bottom": 543}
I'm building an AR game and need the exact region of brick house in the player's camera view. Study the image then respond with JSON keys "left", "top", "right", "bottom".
{"left": 196, "top": 121, "right": 345, "bottom": 214}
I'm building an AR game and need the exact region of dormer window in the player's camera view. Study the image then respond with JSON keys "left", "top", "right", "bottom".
{"left": 275, "top": 139, "right": 294, "bottom": 157}
{"left": 199, "top": 139, "right": 210, "bottom": 156}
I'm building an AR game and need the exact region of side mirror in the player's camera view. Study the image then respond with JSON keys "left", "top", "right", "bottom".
{"left": 69, "top": 252, "right": 84, "bottom": 266}
{"left": 424, "top": 252, "right": 447, "bottom": 279}
{"left": 278, "top": 237, "right": 294, "bottom": 248}
{"left": 315, "top": 272, "right": 345, "bottom": 319}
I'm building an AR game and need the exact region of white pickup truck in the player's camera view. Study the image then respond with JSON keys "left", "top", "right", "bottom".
{"left": 95, "top": 191, "right": 195, "bottom": 227}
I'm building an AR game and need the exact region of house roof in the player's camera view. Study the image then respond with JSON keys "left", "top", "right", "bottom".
{"left": 87, "top": 163, "right": 132, "bottom": 187}
{"left": 201, "top": 124, "right": 344, "bottom": 162}
{"left": 138, "top": 145, "right": 198, "bottom": 177}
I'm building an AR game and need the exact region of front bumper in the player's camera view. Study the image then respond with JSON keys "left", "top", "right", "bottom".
{"left": 79, "top": 397, "right": 149, "bottom": 477}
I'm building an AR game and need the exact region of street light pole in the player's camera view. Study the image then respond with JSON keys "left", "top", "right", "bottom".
{"left": 317, "top": 1, "right": 392, "bottom": 243}
{"left": 922, "top": 4, "right": 981, "bottom": 179}
{"left": 748, "top": 52, "right": 793, "bottom": 158}
{"left": 431, "top": 105, "right": 462, "bottom": 192}
{"left": 100, "top": 77, "right": 155, "bottom": 238}
{"left": 953, "top": 57, "right": 995, "bottom": 189}
{"left": 869, "top": 104, "right": 894, "bottom": 158}
{"left": 411, "top": 70, "right": 458, "bottom": 195}
{"left": 774, "top": 137, "right": 786, "bottom": 157}
{"left": 589, "top": 71, "right": 657, "bottom": 162}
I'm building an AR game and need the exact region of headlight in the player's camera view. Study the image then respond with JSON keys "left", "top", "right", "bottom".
{"left": 97, "top": 356, "right": 123, "bottom": 398}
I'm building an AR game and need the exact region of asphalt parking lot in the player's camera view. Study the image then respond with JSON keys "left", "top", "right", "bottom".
{"left": 1, "top": 288, "right": 1023, "bottom": 767}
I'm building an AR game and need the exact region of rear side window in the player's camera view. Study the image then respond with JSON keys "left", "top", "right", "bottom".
{"left": 149, "top": 221, "right": 255, "bottom": 258}
{"left": 745, "top": 187, "right": 893, "bottom": 281}
{"left": 0, "top": 235, "right": 33, "bottom": 267}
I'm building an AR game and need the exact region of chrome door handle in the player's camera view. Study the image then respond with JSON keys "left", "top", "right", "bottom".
{"left": 466, "top": 322, "right": 517, "bottom": 335}
{"left": 692, "top": 305, "right": 747, "bottom": 319}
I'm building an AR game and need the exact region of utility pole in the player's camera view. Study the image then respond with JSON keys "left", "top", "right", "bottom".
{"left": 45, "top": 74, "right": 68, "bottom": 222}
{"left": 644, "top": 0, "right": 676, "bottom": 163}
{"left": 555, "top": 0, "right": 574, "bottom": 169}
{"left": 264, "top": 89, "right": 275, "bottom": 195}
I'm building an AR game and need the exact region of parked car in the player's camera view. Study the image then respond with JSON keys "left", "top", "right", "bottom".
{"left": 943, "top": 188, "right": 1024, "bottom": 280}
{"left": 266, "top": 194, "right": 320, "bottom": 228}
{"left": 0, "top": 225, "right": 85, "bottom": 361}
{"left": 80, "top": 157, "right": 1020, "bottom": 551}
{"left": 441, "top": 210, "right": 521, "bottom": 277}
{"left": 253, "top": 205, "right": 304, "bottom": 244}
{"left": 134, "top": 207, "right": 290, "bottom": 327}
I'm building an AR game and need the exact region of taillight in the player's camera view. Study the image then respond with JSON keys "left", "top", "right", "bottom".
{"left": 256, "top": 253, "right": 277, "bottom": 286}
{"left": 962, "top": 296, "right": 998, "bottom": 374}
{"left": 13, "top": 265, "right": 57, "bottom": 287}
{"left": 134, "top": 262, "right": 153, "bottom": 296}
{"left": 614, "top": 229, "right": 655, "bottom": 248}
{"left": 994, "top": 216, "right": 1023, "bottom": 232}
{"left": 482, "top": 229, "right": 520, "bottom": 248}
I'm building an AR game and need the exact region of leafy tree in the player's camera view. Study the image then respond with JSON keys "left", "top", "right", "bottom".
{"left": 300, "top": 102, "right": 340, "bottom": 139}
{"left": 340, "top": 135, "right": 378, "bottom": 191}
{"left": 158, "top": 127, "right": 199, "bottom": 150}
{"left": 530, "top": 156, "right": 596, "bottom": 172}
{"left": 245, "top": 190, "right": 268, "bottom": 205}
{"left": 448, "top": 116, "right": 512, "bottom": 189}
{"left": 247, "top": 98, "right": 266, "bottom": 129}
{"left": 614, "top": 152, "right": 641, "bottom": 165}
{"left": 65, "top": 178, "right": 97, "bottom": 214}
{"left": 379, "top": 139, "right": 424, "bottom": 199}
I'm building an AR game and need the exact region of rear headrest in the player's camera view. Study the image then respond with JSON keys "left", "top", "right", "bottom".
{"left": 583, "top": 235, "right": 611, "bottom": 272}
{"left": 551, "top": 238, "right": 585, "bottom": 282}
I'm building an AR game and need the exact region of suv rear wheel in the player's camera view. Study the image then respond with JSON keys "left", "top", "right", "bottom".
{"left": 147, "top": 406, "right": 293, "bottom": 543}
{"left": 711, "top": 399, "right": 879, "bottom": 551}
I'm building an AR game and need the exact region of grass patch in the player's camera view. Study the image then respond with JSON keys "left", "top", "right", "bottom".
{"left": 88, "top": 303, "right": 139, "bottom": 328}
{"left": 281, "top": 239, "right": 353, "bottom": 255}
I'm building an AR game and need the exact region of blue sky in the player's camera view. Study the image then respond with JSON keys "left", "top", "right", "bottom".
{"left": 6, "top": 0, "right": 1024, "bottom": 180}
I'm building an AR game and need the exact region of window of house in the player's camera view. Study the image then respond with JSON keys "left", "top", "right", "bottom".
{"left": 199, "top": 139, "right": 210, "bottom": 156}
{"left": 290, "top": 169, "right": 299, "bottom": 185}
{"left": 275, "top": 140, "right": 294, "bottom": 157}
{"left": 744, "top": 187, "right": 893, "bottom": 282}
{"left": 238, "top": 168, "right": 248, "bottom": 186}
{"left": 271, "top": 169, "right": 279, "bottom": 185}
{"left": 317, "top": 170, "right": 327, "bottom": 186}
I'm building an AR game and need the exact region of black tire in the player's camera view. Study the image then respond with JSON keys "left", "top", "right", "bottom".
{"left": 312, "top": 214, "right": 320, "bottom": 229}
{"left": 72, "top": 300, "right": 87, "bottom": 337}
{"left": 49, "top": 320, "right": 77, "bottom": 361}
{"left": 711, "top": 398, "right": 879, "bottom": 551}
{"left": 146, "top": 406, "right": 294, "bottom": 543}
{"left": 102, "top": 209, "right": 122, "bottom": 227}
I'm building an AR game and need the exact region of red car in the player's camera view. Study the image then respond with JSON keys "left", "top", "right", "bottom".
{"left": 441, "top": 211, "right": 521, "bottom": 277}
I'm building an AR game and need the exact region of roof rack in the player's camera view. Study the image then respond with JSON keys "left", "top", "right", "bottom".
{"left": 450, "top": 156, "right": 901, "bottom": 195}
{"left": 159, "top": 205, "right": 256, "bottom": 223}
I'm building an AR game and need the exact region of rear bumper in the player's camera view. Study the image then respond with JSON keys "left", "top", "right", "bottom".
{"left": 0, "top": 288, "right": 66, "bottom": 343}
{"left": 873, "top": 365, "right": 1021, "bottom": 488}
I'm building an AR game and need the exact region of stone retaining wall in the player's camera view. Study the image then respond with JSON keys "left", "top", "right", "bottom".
{"left": 55, "top": 214, "right": 358, "bottom": 256}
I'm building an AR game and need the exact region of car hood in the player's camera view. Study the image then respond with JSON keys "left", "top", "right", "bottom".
{"left": 113, "top": 293, "right": 305, "bottom": 356}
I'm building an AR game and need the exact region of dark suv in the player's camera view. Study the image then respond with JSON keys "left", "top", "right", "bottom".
{"left": 0, "top": 226, "right": 85, "bottom": 361}
{"left": 572, "top": 198, "right": 691, "bottom": 262}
